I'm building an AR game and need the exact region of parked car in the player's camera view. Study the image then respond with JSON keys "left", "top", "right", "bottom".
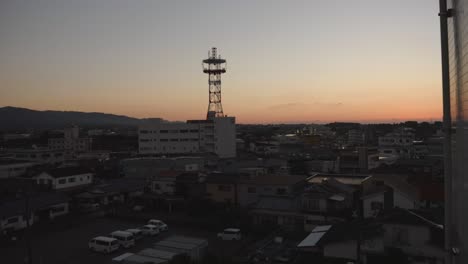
{"left": 147, "top": 219, "right": 168, "bottom": 231}
{"left": 88, "top": 236, "right": 120, "bottom": 253}
{"left": 217, "top": 228, "right": 242, "bottom": 240}
{"left": 125, "top": 228, "right": 143, "bottom": 240}
{"left": 109, "top": 231, "right": 135, "bottom": 248}
{"left": 140, "top": 225, "right": 160, "bottom": 236}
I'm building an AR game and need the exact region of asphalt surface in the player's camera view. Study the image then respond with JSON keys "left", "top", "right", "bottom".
{"left": 0, "top": 217, "right": 250, "bottom": 264}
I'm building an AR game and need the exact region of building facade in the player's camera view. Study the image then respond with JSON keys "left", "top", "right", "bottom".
{"left": 138, "top": 116, "right": 236, "bottom": 158}
{"left": 48, "top": 126, "right": 92, "bottom": 155}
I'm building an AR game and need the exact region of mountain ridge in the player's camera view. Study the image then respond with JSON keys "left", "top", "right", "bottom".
{"left": 0, "top": 106, "right": 142, "bottom": 130}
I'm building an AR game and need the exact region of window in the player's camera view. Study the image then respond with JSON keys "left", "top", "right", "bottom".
{"left": 154, "top": 183, "right": 160, "bottom": 190}
{"left": 160, "top": 130, "right": 169, "bottom": 133}
{"left": 180, "top": 130, "right": 188, "bottom": 133}
{"left": 68, "top": 177, "right": 75, "bottom": 183}
{"left": 247, "top": 187, "right": 256, "bottom": 193}
{"left": 170, "top": 139, "right": 178, "bottom": 142}
{"left": 189, "top": 129, "right": 199, "bottom": 133}
{"left": 140, "top": 130, "right": 149, "bottom": 134}
{"left": 160, "top": 139, "right": 168, "bottom": 142}
{"left": 58, "top": 179, "right": 66, "bottom": 184}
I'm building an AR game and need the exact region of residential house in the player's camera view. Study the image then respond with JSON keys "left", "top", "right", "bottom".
{"left": 175, "top": 172, "right": 206, "bottom": 199}
{"left": 121, "top": 157, "right": 203, "bottom": 180}
{"left": 205, "top": 173, "right": 239, "bottom": 205}
{"left": 378, "top": 209, "right": 444, "bottom": 264}
{"left": 6, "top": 148, "right": 65, "bottom": 165}
{"left": 250, "top": 195, "right": 304, "bottom": 231}
{"left": 237, "top": 174, "right": 306, "bottom": 207}
{"left": 34, "top": 167, "right": 93, "bottom": 190}
{"left": 301, "top": 178, "right": 355, "bottom": 228}
{"left": 0, "top": 192, "right": 69, "bottom": 231}
{"left": 152, "top": 170, "right": 181, "bottom": 195}
{"left": 75, "top": 178, "right": 146, "bottom": 206}
{"left": 0, "top": 159, "right": 36, "bottom": 179}
{"left": 361, "top": 174, "right": 420, "bottom": 218}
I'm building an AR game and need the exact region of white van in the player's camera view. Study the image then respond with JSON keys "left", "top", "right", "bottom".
{"left": 110, "top": 231, "right": 135, "bottom": 248}
{"left": 217, "top": 228, "right": 242, "bottom": 240}
{"left": 147, "top": 219, "right": 168, "bottom": 231}
{"left": 88, "top": 236, "right": 120, "bottom": 253}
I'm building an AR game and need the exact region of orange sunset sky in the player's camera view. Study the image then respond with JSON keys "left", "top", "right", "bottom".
{"left": 0, "top": 0, "right": 442, "bottom": 124}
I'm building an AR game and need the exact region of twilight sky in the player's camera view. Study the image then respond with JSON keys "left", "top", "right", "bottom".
{"left": 0, "top": 0, "right": 441, "bottom": 124}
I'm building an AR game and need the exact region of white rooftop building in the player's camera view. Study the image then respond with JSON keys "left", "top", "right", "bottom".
{"left": 138, "top": 115, "right": 236, "bottom": 158}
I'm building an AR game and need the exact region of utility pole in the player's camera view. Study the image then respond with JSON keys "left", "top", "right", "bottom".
{"left": 24, "top": 192, "right": 32, "bottom": 264}
{"left": 438, "top": 1, "right": 453, "bottom": 264}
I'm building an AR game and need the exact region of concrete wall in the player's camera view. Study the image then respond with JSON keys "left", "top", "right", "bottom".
{"left": 214, "top": 116, "right": 236, "bottom": 158}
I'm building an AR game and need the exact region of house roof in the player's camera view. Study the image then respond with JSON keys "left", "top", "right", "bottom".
{"left": 317, "top": 221, "right": 383, "bottom": 247}
{"left": 0, "top": 192, "right": 69, "bottom": 218}
{"left": 297, "top": 225, "right": 331, "bottom": 248}
{"left": 308, "top": 173, "right": 372, "bottom": 186}
{"left": 379, "top": 208, "right": 443, "bottom": 229}
{"left": 370, "top": 174, "right": 419, "bottom": 201}
{"left": 41, "top": 166, "right": 92, "bottom": 178}
{"left": 241, "top": 174, "right": 306, "bottom": 185}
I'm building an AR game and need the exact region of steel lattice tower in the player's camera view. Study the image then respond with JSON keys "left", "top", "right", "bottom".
{"left": 202, "top": 47, "right": 226, "bottom": 119}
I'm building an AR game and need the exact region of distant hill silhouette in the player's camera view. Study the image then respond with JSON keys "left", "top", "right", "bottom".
{"left": 0, "top": 106, "right": 141, "bottom": 130}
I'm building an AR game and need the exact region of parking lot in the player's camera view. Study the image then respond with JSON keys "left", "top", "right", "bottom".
{"left": 0, "top": 217, "right": 251, "bottom": 264}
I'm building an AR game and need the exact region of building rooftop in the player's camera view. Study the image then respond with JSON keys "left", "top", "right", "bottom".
{"left": 308, "top": 173, "right": 372, "bottom": 186}
{"left": 42, "top": 166, "right": 92, "bottom": 178}
{"left": 241, "top": 174, "right": 306, "bottom": 185}
{"left": 0, "top": 159, "right": 35, "bottom": 166}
